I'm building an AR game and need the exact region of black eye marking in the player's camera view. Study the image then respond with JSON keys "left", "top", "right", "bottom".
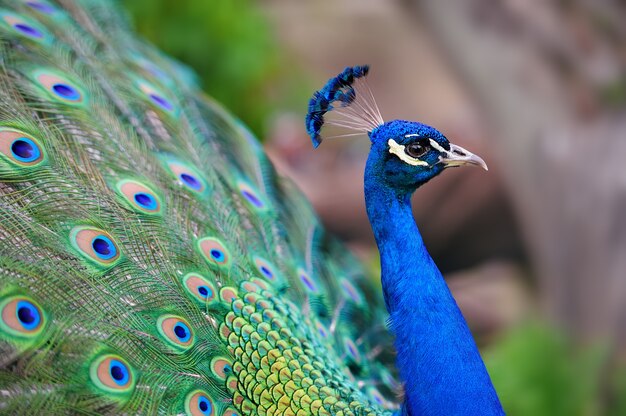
{"left": 404, "top": 138, "right": 430, "bottom": 158}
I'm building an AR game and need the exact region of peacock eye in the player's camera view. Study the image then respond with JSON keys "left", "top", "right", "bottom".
{"left": 405, "top": 140, "right": 430, "bottom": 159}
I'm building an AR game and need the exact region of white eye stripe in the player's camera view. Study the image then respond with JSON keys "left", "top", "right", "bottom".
{"left": 387, "top": 139, "right": 428, "bottom": 166}
{"left": 428, "top": 138, "right": 448, "bottom": 153}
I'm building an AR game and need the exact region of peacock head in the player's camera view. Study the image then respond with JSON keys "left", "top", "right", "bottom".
{"left": 305, "top": 66, "right": 486, "bottom": 191}
{"left": 367, "top": 119, "right": 486, "bottom": 191}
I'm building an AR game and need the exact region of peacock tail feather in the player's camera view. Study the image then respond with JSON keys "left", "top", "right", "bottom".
{"left": 0, "top": 1, "right": 398, "bottom": 414}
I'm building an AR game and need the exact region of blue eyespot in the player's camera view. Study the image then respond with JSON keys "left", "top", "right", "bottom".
{"left": 242, "top": 190, "right": 262, "bottom": 208}
{"left": 252, "top": 256, "right": 278, "bottom": 282}
{"left": 1, "top": 11, "right": 50, "bottom": 44}
{"left": 340, "top": 278, "right": 363, "bottom": 304}
{"left": 52, "top": 83, "right": 80, "bottom": 101}
{"left": 299, "top": 272, "right": 317, "bottom": 292}
{"left": 347, "top": 343, "right": 357, "bottom": 357}
{"left": 109, "top": 359, "right": 130, "bottom": 386}
{"left": 185, "top": 390, "right": 215, "bottom": 416}
{"left": 116, "top": 179, "right": 162, "bottom": 215}
{"left": 210, "top": 249, "right": 224, "bottom": 262}
{"left": 316, "top": 322, "right": 328, "bottom": 338}
{"left": 13, "top": 23, "right": 42, "bottom": 38}
{"left": 26, "top": 1, "right": 56, "bottom": 14}
{"left": 237, "top": 181, "right": 266, "bottom": 211}
{"left": 135, "top": 79, "right": 177, "bottom": 115}
{"left": 92, "top": 235, "right": 117, "bottom": 260}
{"left": 149, "top": 94, "right": 173, "bottom": 111}
{"left": 197, "top": 285, "right": 210, "bottom": 298}
{"left": 180, "top": 173, "right": 201, "bottom": 191}
{"left": 197, "top": 395, "right": 212, "bottom": 414}
{"left": 0, "top": 129, "right": 46, "bottom": 167}
{"left": 32, "top": 70, "right": 86, "bottom": 105}
{"left": 0, "top": 296, "right": 46, "bottom": 337}
{"left": 182, "top": 273, "right": 217, "bottom": 304}
{"left": 90, "top": 354, "right": 134, "bottom": 393}
{"left": 198, "top": 237, "right": 231, "bottom": 268}
{"left": 157, "top": 315, "right": 194, "bottom": 349}
{"left": 16, "top": 300, "right": 41, "bottom": 331}
{"left": 344, "top": 338, "right": 361, "bottom": 363}
{"left": 71, "top": 227, "right": 121, "bottom": 266}
{"left": 164, "top": 160, "right": 206, "bottom": 193}
{"left": 11, "top": 138, "right": 41, "bottom": 163}
{"left": 173, "top": 322, "right": 191, "bottom": 343}
{"left": 367, "top": 387, "right": 386, "bottom": 406}
{"left": 133, "top": 192, "right": 157, "bottom": 210}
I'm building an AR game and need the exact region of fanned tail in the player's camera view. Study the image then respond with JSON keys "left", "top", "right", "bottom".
{"left": 0, "top": 1, "right": 398, "bottom": 414}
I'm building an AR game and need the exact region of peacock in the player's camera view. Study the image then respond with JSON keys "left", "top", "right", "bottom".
{"left": 0, "top": 1, "right": 503, "bottom": 415}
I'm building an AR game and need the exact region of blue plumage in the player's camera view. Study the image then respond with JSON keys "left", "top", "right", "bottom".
{"left": 0, "top": 0, "right": 500, "bottom": 409}
{"left": 307, "top": 67, "right": 502, "bottom": 415}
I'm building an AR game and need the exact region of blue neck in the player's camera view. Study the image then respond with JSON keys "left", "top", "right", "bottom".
{"left": 364, "top": 163, "right": 504, "bottom": 415}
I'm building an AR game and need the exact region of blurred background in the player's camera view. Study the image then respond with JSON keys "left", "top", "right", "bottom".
{"left": 124, "top": 1, "right": 626, "bottom": 414}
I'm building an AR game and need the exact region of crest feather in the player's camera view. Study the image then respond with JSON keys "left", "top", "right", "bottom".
{"left": 306, "top": 65, "right": 383, "bottom": 148}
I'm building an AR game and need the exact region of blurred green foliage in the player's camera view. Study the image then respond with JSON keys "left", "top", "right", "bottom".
{"left": 486, "top": 324, "right": 626, "bottom": 416}
{"left": 123, "top": 0, "right": 308, "bottom": 138}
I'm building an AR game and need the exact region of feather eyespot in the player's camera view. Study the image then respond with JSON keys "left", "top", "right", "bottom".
{"left": 90, "top": 354, "right": 135, "bottom": 393}
{"left": 252, "top": 256, "right": 277, "bottom": 282}
{"left": 0, "top": 11, "right": 49, "bottom": 42}
{"left": 136, "top": 79, "right": 176, "bottom": 113}
{"left": 197, "top": 237, "right": 231, "bottom": 268}
{"left": 70, "top": 226, "right": 121, "bottom": 266}
{"left": 298, "top": 269, "right": 318, "bottom": 293}
{"left": 367, "top": 387, "right": 386, "bottom": 406}
{"left": 340, "top": 278, "right": 363, "bottom": 304}
{"left": 11, "top": 138, "right": 40, "bottom": 163}
{"left": 210, "top": 357, "right": 232, "bottom": 380}
{"left": 25, "top": 1, "right": 57, "bottom": 14}
{"left": 165, "top": 161, "right": 206, "bottom": 193}
{"left": 15, "top": 24, "right": 41, "bottom": 38}
{"left": 222, "top": 409, "right": 240, "bottom": 416}
{"left": 0, "top": 128, "right": 46, "bottom": 167}
{"left": 237, "top": 181, "right": 266, "bottom": 210}
{"left": 315, "top": 321, "right": 329, "bottom": 339}
{"left": 157, "top": 315, "right": 194, "bottom": 349}
{"left": 32, "top": 69, "right": 86, "bottom": 105}
{"left": 0, "top": 296, "right": 45, "bottom": 338}
{"left": 380, "top": 368, "right": 400, "bottom": 390}
{"left": 182, "top": 273, "right": 216, "bottom": 304}
{"left": 115, "top": 179, "right": 162, "bottom": 215}
{"left": 184, "top": 390, "right": 215, "bottom": 416}
{"left": 344, "top": 338, "right": 361, "bottom": 363}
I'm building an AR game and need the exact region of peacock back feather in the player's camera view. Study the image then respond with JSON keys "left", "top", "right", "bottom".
{"left": 0, "top": 1, "right": 397, "bottom": 414}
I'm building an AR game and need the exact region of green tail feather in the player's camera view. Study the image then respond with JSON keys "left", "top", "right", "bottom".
{"left": 0, "top": 0, "right": 398, "bottom": 414}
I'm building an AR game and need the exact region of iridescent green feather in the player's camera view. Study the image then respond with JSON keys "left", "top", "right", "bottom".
{"left": 0, "top": 1, "right": 399, "bottom": 414}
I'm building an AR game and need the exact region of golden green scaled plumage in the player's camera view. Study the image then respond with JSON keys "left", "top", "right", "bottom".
{"left": 0, "top": 1, "right": 397, "bottom": 414}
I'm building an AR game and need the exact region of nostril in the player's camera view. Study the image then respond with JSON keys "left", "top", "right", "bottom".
{"left": 452, "top": 149, "right": 466, "bottom": 156}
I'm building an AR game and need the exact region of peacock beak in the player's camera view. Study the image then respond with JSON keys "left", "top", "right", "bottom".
{"left": 439, "top": 143, "right": 488, "bottom": 171}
